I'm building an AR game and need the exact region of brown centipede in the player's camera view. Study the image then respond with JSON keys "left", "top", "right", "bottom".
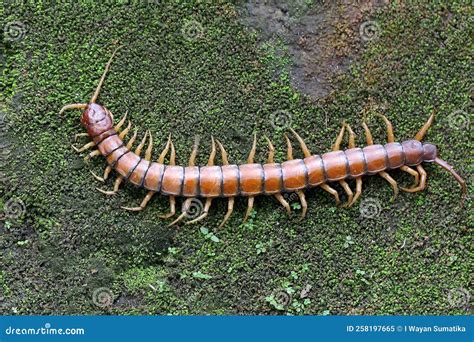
{"left": 60, "top": 47, "right": 467, "bottom": 227}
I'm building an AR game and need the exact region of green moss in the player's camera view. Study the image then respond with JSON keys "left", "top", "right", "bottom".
{"left": 1, "top": 1, "right": 472, "bottom": 315}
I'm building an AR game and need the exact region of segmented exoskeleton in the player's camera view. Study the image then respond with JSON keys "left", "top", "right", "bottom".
{"left": 60, "top": 47, "right": 467, "bottom": 227}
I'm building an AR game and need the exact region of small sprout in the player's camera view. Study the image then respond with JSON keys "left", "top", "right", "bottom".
{"left": 343, "top": 235, "right": 354, "bottom": 248}
{"left": 291, "top": 202, "right": 301, "bottom": 210}
{"left": 200, "top": 227, "right": 220, "bottom": 243}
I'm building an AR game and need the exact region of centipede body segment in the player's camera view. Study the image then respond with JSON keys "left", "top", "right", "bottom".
{"left": 60, "top": 47, "right": 467, "bottom": 228}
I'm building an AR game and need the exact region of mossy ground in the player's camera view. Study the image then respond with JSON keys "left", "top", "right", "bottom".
{"left": 1, "top": 1, "right": 472, "bottom": 315}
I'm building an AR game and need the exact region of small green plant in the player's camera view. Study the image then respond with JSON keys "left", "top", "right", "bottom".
{"left": 265, "top": 294, "right": 285, "bottom": 311}
{"left": 343, "top": 235, "right": 354, "bottom": 248}
{"left": 199, "top": 227, "right": 220, "bottom": 243}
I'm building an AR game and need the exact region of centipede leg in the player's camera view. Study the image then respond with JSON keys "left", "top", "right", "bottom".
{"left": 96, "top": 128, "right": 139, "bottom": 187}
{"left": 332, "top": 123, "right": 353, "bottom": 207}
{"left": 90, "top": 166, "right": 112, "bottom": 182}
{"left": 264, "top": 136, "right": 275, "bottom": 163}
{"left": 362, "top": 121, "right": 374, "bottom": 145}
{"left": 296, "top": 190, "right": 307, "bottom": 219}
{"left": 239, "top": 135, "right": 257, "bottom": 222}
{"left": 122, "top": 133, "right": 156, "bottom": 211}
{"left": 186, "top": 198, "right": 212, "bottom": 225}
{"left": 339, "top": 181, "right": 354, "bottom": 208}
{"left": 350, "top": 177, "right": 363, "bottom": 207}
{"left": 97, "top": 176, "right": 123, "bottom": 195}
{"left": 114, "top": 111, "right": 128, "bottom": 131}
{"left": 376, "top": 113, "right": 395, "bottom": 143}
{"left": 169, "top": 138, "right": 201, "bottom": 226}
{"left": 84, "top": 149, "right": 101, "bottom": 162}
{"left": 332, "top": 123, "right": 346, "bottom": 151}
{"left": 121, "top": 191, "right": 155, "bottom": 211}
{"left": 218, "top": 197, "right": 235, "bottom": 228}
{"left": 74, "top": 132, "right": 89, "bottom": 141}
{"left": 274, "top": 193, "right": 291, "bottom": 215}
{"left": 158, "top": 134, "right": 172, "bottom": 163}
{"left": 186, "top": 138, "right": 217, "bottom": 224}
{"left": 400, "top": 165, "right": 420, "bottom": 189}
{"left": 344, "top": 123, "right": 363, "bottom": 207}
{"left": 119, "top": 121, "right": 132, "bottom": 140}
{"left": 401, "top": 165, "right": 427, "bottom": 192}
{"left": 243, "top": 196, "right": 255, "bottom": 222}
{"left": 379, "top": 171, "right": 399, "bottom": 201}
{"left": 216, "top": 139, "right": 236, "bottom": 228}
{"left": 289, "top": 128, "right": 312, "bottom": 157}
{"left": 320, "top": 183, "right": 341, "bottom": 205}
{"left": 160, "top": 140, "right": 177, "bottom": 219}
{"left": 169, "top": 198, "right": 193, "bottom": 226}
{"left": 72, "top": 141, "right": 95, "bottom": 153}
{"left": 415, "top": 113, "right": 435, "bottom": 141}
{"left": 284, "top": 134, "right": 293, "bottom": 160}
{"left": 159, "top": 196, "right": 176, "bottom": 219}
{"left": 247, "top": 133, "right": 257, "bottom": 163}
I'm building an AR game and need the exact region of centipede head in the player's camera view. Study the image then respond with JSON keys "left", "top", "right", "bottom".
{"left": 80, "top": 103, "right": 113, "bottom": 137}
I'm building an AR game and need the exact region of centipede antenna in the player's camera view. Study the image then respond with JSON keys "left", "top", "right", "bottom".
{"left": 59, "top": 103, "right": 87, "bottom": 116}
{"left": 434, "top": 157, "right": 467, "bottom": 205}
{"left": 91, "top": 45, "right": 122, "bottom": 103}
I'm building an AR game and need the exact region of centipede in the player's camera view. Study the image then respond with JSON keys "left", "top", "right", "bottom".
{"left": 60, "top": 47, "right": 467, "bottom": 228}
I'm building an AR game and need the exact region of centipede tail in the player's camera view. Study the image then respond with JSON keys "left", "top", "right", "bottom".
{"left": 61, "top": 46, "right": 466, "bottom": 228}
{"left": 433, "top": 158, "right": 467, "bottom": 205}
